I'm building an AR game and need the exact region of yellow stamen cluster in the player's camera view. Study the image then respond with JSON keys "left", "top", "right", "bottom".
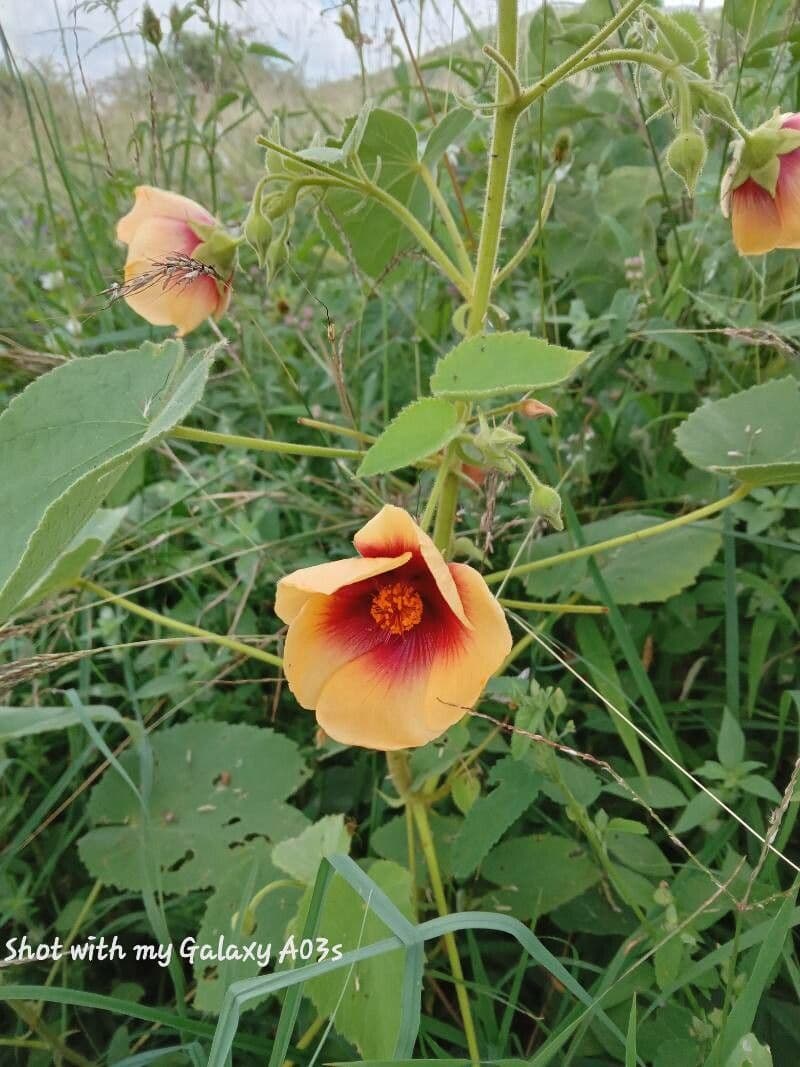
{"left": 370, "top": 581, "right": 424, "bottom": 635}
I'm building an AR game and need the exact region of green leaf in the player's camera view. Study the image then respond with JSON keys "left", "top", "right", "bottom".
{"left": 195, "top": 843, "right": 302, "bottom": 1013}
{"left": 247, "top": 41, "right": 292, "bottom": 63}
{"left": 607, "top": 831, "right": 672, "bottom": 877}
{"left": 0, "top": 340, "right": 211, "bottom": 623}
{"left": 292, "top": 859, "right": 414, "bottom": 1059}
{"left": 523, "top": 514, "right": 722, "bottom": 605}
{"left": 421, "top": 107, "right": 477, "bottom": 168}
{"left": 16, "top": 507, "right": 127, "bottom": 613}
{"left": 482, "top": 834, "right": 602, "bottom": 918}
{"left": 321, "top": 109, "right": 428, "bottom": 276}
{"left": 717, "top": 708, "right": 745, "bottom": 768}
{"left": 0, "top": 704, "right": 125, "bottom": 741}
{"left": 272, "top": 815, "right": 352, "bottom": 884}
{"left": 674, "top": 379, "right": 800, "bottom": 486}
{"left": 724, "top": 1034, "right": 773, "bottom": 1067}
{"left": 431, "top": 331, "right": 588, "bottom": 399}
{"left": 357, "top": 398, "right": 462, "bottom": 476}
{"left": 654, "top": 937, "right": 684, "bottom": 993}
{"left": 451, "top": 758, "right": 541, "bottom": 879}
{"left": 78, "top": 722, "right": 309, "bottom": 893}
{"left": 604, "top": 776, "right": 686, "bottom": 809}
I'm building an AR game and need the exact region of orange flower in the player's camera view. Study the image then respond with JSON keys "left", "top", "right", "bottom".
{"left": 724, "top": 114, "right": 800, "bottom": 255}
{"left": 116, "top": 186, "right": 235, "bottom": 336}
{"left": 275, "top": 505, "right": 512, "bottom": 750}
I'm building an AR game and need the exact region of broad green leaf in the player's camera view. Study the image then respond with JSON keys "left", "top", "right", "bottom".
{"left": 604, "top": 775, "right": 686, "bottom": 809}
{"left": 79, "top": 722, "right": 309, "bottom": 893}
{"left": 321, "top": 109, "right": 428, "bottom": 276}
{"left": 291, "top": 859, "right": 413, "bottom": 1059}
{"left": 430, "top": 331, "right": 588, "bottom": 399}
{"left": 0, "top": 340, "right": 211, "bottom": 623}
{"left": 272, "top": 815, "right": 352, "bottom": 884}
{"left": 674, "top": 379, "right": 800, "bottom": 486}
{"left": 654, "top": 937, "right": 683, "bottom": 993}
{"left": 0, "top": 704, "right": 125, "bottom": 741}
{"left": 16, "top": 507, "right": 127, "bottom": 613}
{"left": 195, "top": 843, "right": 302, "bottom": 1013}
{"left": 357, "top": 397, "right": 462, "bottom": 476}
{"left": 523, "top": 514, "right": 722, "bottom": 605}
{"left": 451, "top": 758, "right": 541, "bottom": 878}
{"left": 421, "top": 107, "right": 477, "bottom": 168}
{"left": 607, "top": 831, "right": 672, "bottom": 877}
{"left": 482, "top": 834, "right": 602, "bottom": 918}
{"left": 724, "top": 1034, "right": 773, "bottom": 1067}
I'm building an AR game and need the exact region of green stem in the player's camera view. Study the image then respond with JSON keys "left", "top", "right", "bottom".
{"left": 410, "top": 797, "right": 480, "bottom": 1064}
{"left": 486, "top": 484, "right": 751, "bottom": 585}
{"left": 77, "top": 579, "right": 283, "bottom": 669}
{"left": 171, "top": 424, "right": 362, "bottom": 460}
{"left": 499, "top": 598, "right": 608, "bottom": 614}
{"left": 432, "top": 452, "right": 461, "bottom": 555}
{"left": 466, "top": 0, "right": 520, "bottom": 335}
{"left": 420, "top": 454, "right": 453, "bottom": 533}
{"left": 516, "top": 0, "right": 652, "bottom": 112}
{"left": 255, "top": 138, "right": 470, "bottom": 296}
{"left": 494, "top": 180, "right": 556, "bottom": 288}
{"left": 418, "top": 163, "right": 475, "bottom": 281}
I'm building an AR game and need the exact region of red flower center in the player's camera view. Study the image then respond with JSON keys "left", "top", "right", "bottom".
{"left": 370, "top": 581, "right": 424, "bottom": 635}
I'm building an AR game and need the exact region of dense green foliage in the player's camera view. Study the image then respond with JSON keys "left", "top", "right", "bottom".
{"left": 0, "top": 2, "right": 798, "bottom": 1066}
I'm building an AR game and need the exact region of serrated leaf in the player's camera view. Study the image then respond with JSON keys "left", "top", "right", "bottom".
{"left": 523, "top": 514, "right": 722, "bottom": 605}
{"left": 78, "top": 722, "right": 309, "bottom": 894}
{"left": 430, "top": 331, "right": 588, "bottom": 399}
{"left": 291, "top": 859, "right": 413, "bottom": 1059}
{"left": 674, "top": 379, "right": 800, "bottom": 486}
{"left": 0, "top": 704, "right": 125, "bottom": 741}
{"left": 272, "top": 815, "right": 352, "bottom": 884}
{"left": 483, "top": 834, "right": 602, "bottom": 918}
{"left": 357, "top": 397, "right": 462, "bottom": 476}
{"left": 0, "top": 340, "right": 211, "bottom": 623}
{"left": 451, "top": 758, "right": 540, "bottom": 878}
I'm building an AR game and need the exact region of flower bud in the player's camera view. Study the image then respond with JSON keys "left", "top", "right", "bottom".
{"left": 529, "top": 482, "right": 563, "bottom": 531}
{"left": 141, "top": 4, "right": 163, "bottom": 47}
{"left": 666, "top": 127, "right": 707, "bottom": 196}
{"left": 519, "top": 398, "right": 556, "bottom": 420}
{"left": 552, "top": 129, "right": 572, "bottom": 166}
{"left": 244, "top": 208, "right": 273, "bottom": 268}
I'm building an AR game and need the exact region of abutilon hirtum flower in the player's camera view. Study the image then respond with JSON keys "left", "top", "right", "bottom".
{"left": 722, "top": 113, "right": 800, "bottom": 255}
{"left": 275, "top": 505, "right": 512, "bottom": 751}
{"left": 114, "top": 186, "right": 236, "bottom": 336}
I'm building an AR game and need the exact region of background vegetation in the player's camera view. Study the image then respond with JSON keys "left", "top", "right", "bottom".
{"left": 0, "top": 1, "right": 798, "bottom": 1065}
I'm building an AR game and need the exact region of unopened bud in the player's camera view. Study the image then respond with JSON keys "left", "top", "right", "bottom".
{"left": 529, "top": 483, "right": 563, "bottom": 530}
{"left": 667, "top": 127, "right": 707, "bottom": 196}
{"left": 519, "top": 398, "right": 556, "bottom": 420}
{"left": 244, "top": 209, "right": 273, "bottom": 268}
{"left": 141, "top": 4, "right": 163, "bottom": 47}
{"left": 552, "top": 129, "right": 572, "bottom": 165}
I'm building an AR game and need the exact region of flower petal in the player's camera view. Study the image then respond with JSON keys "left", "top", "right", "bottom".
{"left": 354, "top": 505, "right": 471, "bottom": 630}
{"left": 117, "top": 185, "right": 215, "bottom": 244}
{"left": 731, "top": 179, "right": 783, "bottom": 255}
{"left": 275, "top": 553, "right": 411, "bottom": 624}
{"left": 314, "top": 653, "right": 435, "bottom": 750}
{"left": 421, "top": 563, "right": 512, "bottom": 735}
{"left": 282, "top": 593, "right": 382, "bottom": 709}
{"left": 122, "top": 217, "right": 220, "bottom": 335}
{"left": 776, "top": 148, "right": 800, "bottom": 246}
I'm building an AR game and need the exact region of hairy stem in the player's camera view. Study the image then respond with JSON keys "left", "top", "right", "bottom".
{"left": 171, "top": 424, "right": 362, "bottom": 460}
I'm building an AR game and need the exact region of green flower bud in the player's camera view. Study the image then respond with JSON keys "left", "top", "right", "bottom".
{"left": 667, "top": 127, "right": 707, "bottom": 196}
{"left": 529, "top": 482, "right": 563, "bottom": 531}
{"left": 244, "top": 209, "right": 273, "bottom": 268}
{"left": 192, "top": 226, "right": 240, "bottom": 278}
{"left": 141, "top": 4, "right": 163, "bottom": 47}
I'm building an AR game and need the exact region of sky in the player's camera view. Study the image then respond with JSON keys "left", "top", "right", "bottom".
{"left": 1, "top": 0, "right": 547, "bottom": 86}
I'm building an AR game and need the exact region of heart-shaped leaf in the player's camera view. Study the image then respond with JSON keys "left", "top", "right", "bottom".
{"left": 430, "top": 331, "right": 588, "bottom": 399}
{"left": 0, "top": 340, "right": 211, "bottom": 622}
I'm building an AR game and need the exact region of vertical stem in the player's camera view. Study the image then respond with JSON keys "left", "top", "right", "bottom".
{"left": 432, "top": 449, "right": 461, "bottom": 555}
{"left": 411, "top": 798, "right": 481, "bottom": 1064}
{"left": 466, "top": 0, "right": 520, "bottom": 336}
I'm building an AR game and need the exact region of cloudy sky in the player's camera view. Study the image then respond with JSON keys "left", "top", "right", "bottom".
{"left": 2, "top": 0, "right": 549, "bottom": 85}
